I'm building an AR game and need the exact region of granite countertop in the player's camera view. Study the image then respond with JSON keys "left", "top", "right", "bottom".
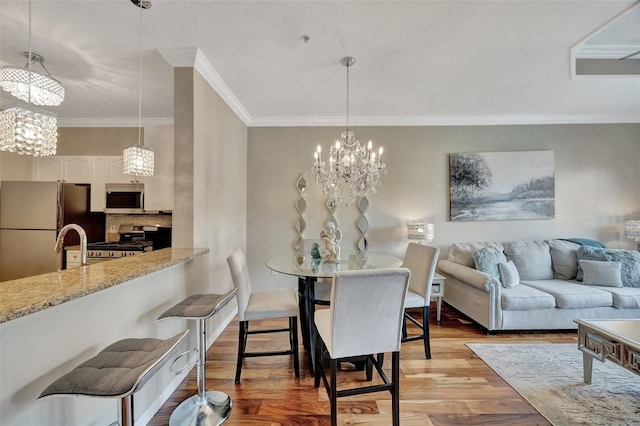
{"left": 0, "top": 247, "right": 209, "bottom": 324}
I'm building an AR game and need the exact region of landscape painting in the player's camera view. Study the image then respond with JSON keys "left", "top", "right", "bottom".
{"left": 449, "top": 151, "right": 555, "bottom": 221}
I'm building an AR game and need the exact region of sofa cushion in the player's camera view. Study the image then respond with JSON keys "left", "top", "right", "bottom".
{"left": 448, "top": 242, "right": 504, "bottom": 268}
{"left": 498, "top": 261, "right": 520, "bottom": 288}
{"left": 579, "top": 260, "right": 623, "bottom": 287}
{"left": 576, "top": 246, "right": 640, "bottom": 288}
{"left": 473, "top": 247, "right": 507, "bottom": 283}
{"left": 503, "top": 241, "right": 554, "bottom": 280}
{"left": 521, "top": 280, "right": 613, "bottom": 309}
{"left": 501, "top": 285, "right": 556, "bottom": 311}
{"left": 546, "top": 239, "right": 580, "bottom": 280}
{"left": 590, "top": 286, "right": 640, "bottom": 309}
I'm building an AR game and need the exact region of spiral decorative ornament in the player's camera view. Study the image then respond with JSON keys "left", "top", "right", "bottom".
{"left": 357, "top": 196, "right": 369, "bottom": 261}
{"left": 294, "top": 174, "right": 307, "bottom": 264}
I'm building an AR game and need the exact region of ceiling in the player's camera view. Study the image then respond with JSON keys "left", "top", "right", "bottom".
{"left": 1, "top": 0, "right": 639, "bottom": 128}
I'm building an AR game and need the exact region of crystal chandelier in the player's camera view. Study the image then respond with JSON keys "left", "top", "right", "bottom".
{"left": 625, "top": 220, "right": 640, "bottom": 251}
{"left": 0, "top": 52, "right": 65, "bottom": 106}
{"left": 313, "top": 57, "right": 386, "bottom": 205}
{"left": 0, "top": 0, "right": 57, "bottom": 157}
{"left": 123, "top": 0, "right": 154, "bottom": 177}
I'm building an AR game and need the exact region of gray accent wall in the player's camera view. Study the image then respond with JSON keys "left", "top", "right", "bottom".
{"left": 247, "top": 124, "right": 640, "bottom": 291}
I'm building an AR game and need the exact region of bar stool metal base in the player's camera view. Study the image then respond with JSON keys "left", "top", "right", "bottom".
{"left": 169, "top": 391, "right": 232, "bottom": 426}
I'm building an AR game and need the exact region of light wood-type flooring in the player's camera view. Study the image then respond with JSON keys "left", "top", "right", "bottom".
{"left": 149, "top": 305, "right": 576, "bottom": 425}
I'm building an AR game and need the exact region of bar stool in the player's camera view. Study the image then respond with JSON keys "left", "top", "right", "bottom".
{"left": 39, "top": 330, "right": 190, "bottom": 426}
{"left": 157, "top": 288, "right": 238, "bottom": 426}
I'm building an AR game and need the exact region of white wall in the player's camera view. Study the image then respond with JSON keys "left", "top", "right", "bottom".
{"left": 172, "top": 66, "right": 248, "bottom": 345}
{"left": 192, "top": 69, "right": 248, "bottom": 293}
{"left": 246, "top": 124, "right": 640, "bottom": 291}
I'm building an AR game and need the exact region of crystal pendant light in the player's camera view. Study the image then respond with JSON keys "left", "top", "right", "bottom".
{"left": 0, "top": 52, "right": 65, "bottom": 106}
{"left": 0, "top": 0, "right": 57, "bottom": 157}
{"left": 123, "top": 0, "right": 154, "bottom": 177}
{"left": 312, "top": 57, "right": 386, "bottom": 204}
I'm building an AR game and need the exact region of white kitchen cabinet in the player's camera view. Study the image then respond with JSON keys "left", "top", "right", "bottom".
{"left": 63, "top": 157, "right": 92, "bottom": 184}
{"left": 91, "top": 157, "right": 109, "bottom": 212}
{"left": 33, "top": 156, "right": 63, "bottom": 181}
{"left": 108, "top": 157, "right": 143, "bottom": 184}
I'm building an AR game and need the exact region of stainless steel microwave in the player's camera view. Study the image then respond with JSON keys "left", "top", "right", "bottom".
{"left": 104, "top": 183, "right": 145, "bottom": 213}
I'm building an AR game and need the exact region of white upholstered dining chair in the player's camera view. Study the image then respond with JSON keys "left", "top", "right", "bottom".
{"left": 227, "top": 248, "right": 300, "bottom": 383}
{"left": 401, "top": 243, "right": 440, "bottom": 359}
{"left": 314, "top": 268, "right": 410, "bottom": 426}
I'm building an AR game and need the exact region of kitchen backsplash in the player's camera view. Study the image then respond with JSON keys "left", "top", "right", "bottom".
{"left": 106, "top": 214, "right": 172, "bottom": 242}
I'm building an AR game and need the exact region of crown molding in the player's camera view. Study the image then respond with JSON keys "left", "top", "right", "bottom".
{"left": 158, "top": 47, "right": 251, "bottom": 126}
{"left": 577, "top": 43, "right": 640, "bottom": 59}
{"left": 58, "top": 117, "right": 174, "bottom": 128}
{"left": 55, "top": 114, "right": 640, "bottom": 128}
{"left": 248, "top": 114, "right": 640, "bottom": 127}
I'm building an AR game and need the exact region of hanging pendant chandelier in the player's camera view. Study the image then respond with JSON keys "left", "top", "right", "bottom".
{"left": 312, "top": 57, "right": 386, "bottom": 205}
{"left": 0, "top": 52, "right": 65, "bottom": 106}
{"left": 123, "top": 0, "right": 154, "bottom": 177}
{"left": 0, "top": 0, "right": 57, "bottom": 157}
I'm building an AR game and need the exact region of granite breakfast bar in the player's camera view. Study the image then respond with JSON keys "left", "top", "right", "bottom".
{"left": 0, "top": 248, "right": 236, "bottom": 426}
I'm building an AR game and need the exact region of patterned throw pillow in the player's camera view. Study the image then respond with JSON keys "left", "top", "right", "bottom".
{"left": 473, "top": 247, "right": 507, "bottom": 283}
{"left": 498, "top": 261, "right": 520, "bottom": 288}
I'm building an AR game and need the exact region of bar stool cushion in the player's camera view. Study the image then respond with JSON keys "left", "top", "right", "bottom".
{"left": 40, "top": 330, "right": 189, "bottom": 399}
{"left": 158, "top": 291, "right": 237, "bottom": 321}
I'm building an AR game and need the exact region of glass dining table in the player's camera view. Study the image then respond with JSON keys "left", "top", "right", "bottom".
{"left": 266, "top": 249, "right": 403, "bottom": 375}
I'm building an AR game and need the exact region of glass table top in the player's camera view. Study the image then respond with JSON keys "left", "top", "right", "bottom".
{"left": 266, "top": 249, "right": 403, "bottom": 279}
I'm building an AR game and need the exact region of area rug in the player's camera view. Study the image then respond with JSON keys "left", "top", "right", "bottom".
{"left": 467, "top": 343, "right": 640, "bottom": 426}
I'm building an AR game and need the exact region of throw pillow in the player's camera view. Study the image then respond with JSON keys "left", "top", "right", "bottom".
{"left": 498, "top": 261, "right": 520, "bottom": 288}
{"left": 502, "top": 241, "right": 554, "bottom": 280}
{"left": 546, "top": 239, "right": 580, "bottom": 280}
{"left": 473, "top": 247, "right": 507, "bottom": 283}
{"left": 448, "top": 242, "right": 504, "bottom": 268}
{"left": 579, "top": 260, "right": 623, "bottom": 287}
{"left": 576, "top": 246, "right": 640, "bottom": 288}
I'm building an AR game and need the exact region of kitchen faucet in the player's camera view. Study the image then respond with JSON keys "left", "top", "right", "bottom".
{"left": 54, "top": 224, "right": 88, "bottom": 268}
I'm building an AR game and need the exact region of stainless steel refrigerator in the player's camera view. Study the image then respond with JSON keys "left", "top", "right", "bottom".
{"left": 0, "top": 181, "right": 102, "bottom": 281}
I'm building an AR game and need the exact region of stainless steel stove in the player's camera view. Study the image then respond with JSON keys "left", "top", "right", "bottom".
{"left": 86, "top": 240, "right": 152, "bottom": 262}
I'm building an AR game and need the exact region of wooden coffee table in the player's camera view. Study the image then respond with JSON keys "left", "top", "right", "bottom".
{"left": 574, "top": 319, "right": 640, "bottom": 384}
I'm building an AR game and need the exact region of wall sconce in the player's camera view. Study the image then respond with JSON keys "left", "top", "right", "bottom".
{"left": 407, "top": 223, "right": 434, "bottom": 245}
{"left": 625, "top": 220, "right": 640, "bottom": 251}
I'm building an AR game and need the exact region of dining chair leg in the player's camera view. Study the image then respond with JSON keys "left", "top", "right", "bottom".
{"left": 235, "top": 321, "right": 248, "bottom": 384}
{"left": 423, "top": 306, "right": 431, "bottom": 359}
{"left": 307, "top": 278, "right": 318, "bottom": 376}
{"left": 365, "top": 355, "right": 373, "bottom": 381}
{"left": 314, "top": 341, "right": 321, "bottom": 389}
{"left": 330, "top": 358, "right": 338, "bottom": 426}
{"left": 392, "top": 351, "right": 400, "bottom": 426}
{"left": 401, "top": 316, "right": 407, "bottom": 339}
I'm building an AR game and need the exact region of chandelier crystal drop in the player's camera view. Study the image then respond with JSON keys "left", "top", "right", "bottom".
{"left": 0, "top": 53, "right": 65, "bottom": 106}
{"left": 312, "top": 57, "right": 386, "bottom": 205}
{"left": 0, "top": 102, "right": 57, "bottom": 157}
{"left": 123, "top": 144, "right": 154, "bottom": 176}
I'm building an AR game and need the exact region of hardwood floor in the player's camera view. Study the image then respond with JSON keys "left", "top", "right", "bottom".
{"left": 149, "top": 305, "right": 576, "bottom": 425}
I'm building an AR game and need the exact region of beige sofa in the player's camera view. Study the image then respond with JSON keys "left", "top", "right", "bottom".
{"left": 437, "top": 240, "right": 640, "bottom": 332}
